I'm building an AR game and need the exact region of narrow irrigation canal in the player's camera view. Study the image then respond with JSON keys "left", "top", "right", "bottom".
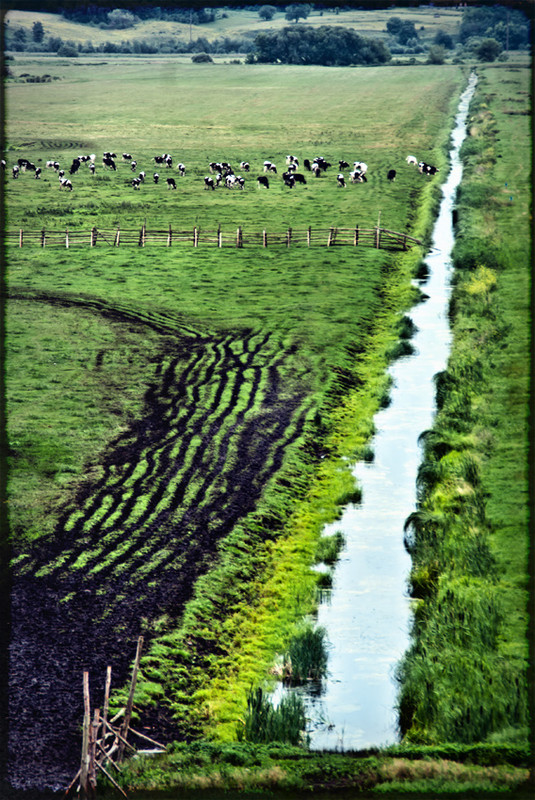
{"left": 289, "top": 72, "right": 479, "bottom": 751}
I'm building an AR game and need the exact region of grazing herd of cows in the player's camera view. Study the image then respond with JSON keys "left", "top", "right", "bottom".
{"left": 2, "top": 151, "right": 439, "bottom": 194}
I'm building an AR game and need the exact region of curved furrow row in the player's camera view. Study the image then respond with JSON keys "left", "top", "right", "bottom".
{"left": 24, "top": 335, "right": 233, "bottom": 576}
{"left": 24, "top": 330, "right": 281, "bottom": 584}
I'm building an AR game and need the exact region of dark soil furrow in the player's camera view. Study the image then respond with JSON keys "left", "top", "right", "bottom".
{"left": 31, "top": 331, "right": 275, "bottom": 582}
{"left": 27, "top": 336, "right": 233, "bottom": 575}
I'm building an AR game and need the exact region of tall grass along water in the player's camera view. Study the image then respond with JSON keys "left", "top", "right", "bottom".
{"left": 284, "top": 72, "right": 479, "bottom": 751}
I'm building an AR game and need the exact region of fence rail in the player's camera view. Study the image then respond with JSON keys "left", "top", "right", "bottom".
{"left": 2, "top": 225, "right": 422, "bottom": 251}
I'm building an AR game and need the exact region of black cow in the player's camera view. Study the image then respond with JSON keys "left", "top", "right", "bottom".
{"left": 387, "top": 169, "right": 396, "bottom": 182}
{"left": 166, "top": 178, "right": 177, "bottom": 189}
{"left": 293, "top": 173, "right": 307, "bottom": 184}
{"left": 257, "top": 176, "right": 269, "bottom": 188}
{"left": 102, "top": 157, "right": 116, "bottom": 171}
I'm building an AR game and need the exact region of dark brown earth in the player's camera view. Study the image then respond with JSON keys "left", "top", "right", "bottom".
{"left": 7, "top": 295, "right": 308, "bottom": 791}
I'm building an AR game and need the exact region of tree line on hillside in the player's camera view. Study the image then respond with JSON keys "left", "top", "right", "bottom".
{"left": 3, "top": 4, "right": 530, "bottom": 63}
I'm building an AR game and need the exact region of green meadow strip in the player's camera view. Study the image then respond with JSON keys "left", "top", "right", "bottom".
{"left": 397, "top": 65, "right": 531, "bottom": 746}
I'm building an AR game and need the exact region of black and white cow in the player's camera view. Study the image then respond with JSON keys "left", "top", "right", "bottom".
{"left": 204, "top": 176, "right": 215, "bottom": 190}
{"left": 337, "top": 173, "right": 346, "bottom": 187}
{"left": 166, "top": 177, "right": 177, "bottom": 189}
{"left": 418, "top": 162, "right": 439, "bottom": 176}
{"left": 257, "top": 176, "right": 269, "bottom": 188}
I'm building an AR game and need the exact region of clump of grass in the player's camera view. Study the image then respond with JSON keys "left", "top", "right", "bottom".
{"left": 282, "top": 622, "right": 329, "bottom": 685}
{"left": 314, "top": 530, "right": 345, "bottom": 565}
{"left": 237, "top": 687, "right": 307, "bottom": 745}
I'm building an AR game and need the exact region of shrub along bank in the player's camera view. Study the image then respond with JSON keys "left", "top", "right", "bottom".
{"left": 397, "top": 65, "right": 531, "bottom": 747}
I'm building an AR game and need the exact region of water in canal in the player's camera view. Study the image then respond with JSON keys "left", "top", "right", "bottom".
{"left": 281, "top": 72, "right": 479, "bottom": 752}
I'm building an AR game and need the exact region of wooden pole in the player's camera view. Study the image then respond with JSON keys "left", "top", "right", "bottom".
{"left": 80, "top": 672, "right": 91, "bottom": 796}
{"left": 328, "top": 227, "right": 334, "bottom": 246}
{"left": 65, "top": 227, "right": 69, "bottom": 249}
{"left": 101, "top": 666, "right": 112, "bottom": 744}
{"left": 19, "top": 229, "right": 23, "bottom": 247}
{"left": 286, "top": 227, "right": 292, "bottom": 248}
{"left": 139, "top": 223, "right": 146, "bottom": 247}
{"left": 262, "top": 230, "right": 267, "bottom": 247}
{"left": 117, "top": 636, "right": 143, "bottom": 762}
{"left": 354, "top": 225, "right": 359, "bottom": 246}
{"left": 96, "top": 761, "right": 128, "bottom": 798}
{"left": 90, "top": 227, "right": 97, "bottom": 247}
{"left": 236, "top": 226, "right": 242, "bottom": 248}
{"left": 41, "top": 229, "right": 46, "bottom": 248}
{"left": 114, "top": 226, "right": 120, "bottom": 247}
{"left": 375, "top": 226, "right": 380, "bottom": 248}
{"left": 218, "top": 224, "right": 222, "bottom": 247}
{"left": 307, "top": 226, "right": 311, "bottom": 247}
{"left": 167, "top": 223, "right": 172, "bottom": 247}
{"left": 88, "top": 708, "right": 100, "bottom": 797}
{"left": 193, "top": 226, "right": 198, "bottom": 247}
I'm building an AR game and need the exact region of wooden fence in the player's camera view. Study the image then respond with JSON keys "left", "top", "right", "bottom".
{"left": 3, "top": 224, "right": 422, "bottom": 251}
{"left": 64, "top": 637, "right": 165, "bottom": 799}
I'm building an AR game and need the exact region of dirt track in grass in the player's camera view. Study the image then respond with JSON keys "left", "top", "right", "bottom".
{"left": 8, "top": 293, "right": 310, "bottom": 791}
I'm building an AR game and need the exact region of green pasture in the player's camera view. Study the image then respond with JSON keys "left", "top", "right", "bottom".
{"left": 4, "top": 61, "right": 464, "bottom": 549}
{"left": 5, "top": 61, "right": 462, "bottom": 234}
{"left": 5, "top": 5, "right": 464, "bottom": 48}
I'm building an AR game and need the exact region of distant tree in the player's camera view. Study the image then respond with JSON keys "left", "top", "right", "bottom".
{"left": 385, "top": 17, "right": 403, "bottom": 37}
{"left": 434, "top": 29, "right": 453, "bottom": 49}
{"left": 460, "top": 5, "right": 530, "bottom": 49}
{"left": 11, "top": 27, "right": 27, "bottom": 51}
{"left": 259, "top": 5, "right": 277, "bottom": 22}
{"left": 47, "top": 36, "right": 63, "bottom": 52}
{"left": 475, "top": 38, "right": 502, "bottom": 61}
{"left": 32, "top": 21, "right": 45, "bottom": 43}
{"left": 106, "top": 9, "right": 138, "bottom": 30}
{"left": 57, "top": 41, "right": 78, "bottom": 57}
{"left": 285, "top": 4, "right": 312, "bottom": 23}
{"left": 427, "top": 44, "right": 446, "bottom": 64}
{"left": 191, "top": 52, "right": 213, "bottom": 62}
{"left": 386, "top": 16, "right": 418, "bottom": 46}
{"left": 251, "top": 25, "right": 390, "bottom": 66}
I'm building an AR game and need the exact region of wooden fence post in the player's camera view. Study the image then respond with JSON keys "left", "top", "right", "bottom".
{"left": 286, "top": 227, "right": 292, "bottom": 248}
{"left": 19, "top": 229, "right": 23, "bottom": 248}
{"left": 117, "top": 636, "right": 144, "bottom": 763}
{"left": 139, "top": 223, "right": 146, "bottom": 247}
{"left": 41, "top": 229, "right": 46, "bottom": 248}
{"left": 101, "top": 666, "right": 112, "bottom": 747}
{"left": 193, "top": 227, "right": 198, "bottom": 247}
{"left": 65, "top": 227, "right": 69, "bottom": 249}
{"left": 80, "top": 672, "right": 91, "bottom": 797}
{"left": 328, "top": 227, "right": 335, "bottom": 246}
{"left": 236, "top": 227, "right": 242, "bottom": 248}
{"left": 90, "top": 227, "right": 97, "bottom": 247}
{"left": 88, "top": 708, "right": 100, "bottom": 797}
{"left": 217, "top": 225, "right": 222, "bottom": 248}
{"left": 114, "top": 226, "right": 120, "bottom": 247}
{"left": 307, "top": 226, "right": 311, "bottom": 247}
{"left": 375, "top": 226, "right": 380, "bottom": 248}
{"left": 354, "top": 225, "right": 359, "bottom": 246}
{"left": 262, "top": 230, "right": 267, "bottom": 247}
{"left": 167, "top": 224, "right": 172, "bottom": 247}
